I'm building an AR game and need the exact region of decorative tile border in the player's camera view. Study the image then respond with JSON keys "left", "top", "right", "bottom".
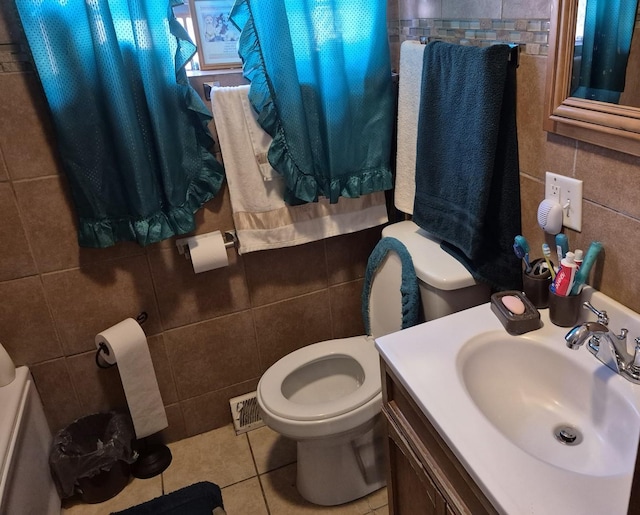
{"left": 5, "top": 16, "right": 552, "bottom": 74}
{"left": 392, "top": 18, "right": 551, "bottom": 56}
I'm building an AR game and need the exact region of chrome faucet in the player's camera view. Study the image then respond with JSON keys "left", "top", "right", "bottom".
{"left": 565, "top": 301, "right": 640, "bottom": 385}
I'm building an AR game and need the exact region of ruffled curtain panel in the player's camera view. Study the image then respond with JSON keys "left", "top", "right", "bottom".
{"left": 15, "top": 0, "right": 225, "bottom": 247}
{"left": 230, "top": 0, "right": 394, "bottom": 205}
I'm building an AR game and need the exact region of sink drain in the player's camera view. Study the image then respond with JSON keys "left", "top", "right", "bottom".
{"left": 553, "top": 425, "right": 583, "bottom": 446}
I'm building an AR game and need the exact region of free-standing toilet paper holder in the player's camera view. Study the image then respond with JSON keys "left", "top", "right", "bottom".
{"left": 95, "top": 312, "right": 148, "bottom": 369}
{"left": 94, "top": 311, "right": 173, "bottom": 479}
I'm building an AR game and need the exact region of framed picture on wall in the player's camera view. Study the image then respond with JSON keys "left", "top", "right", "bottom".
{"left": 189, "top": 0, "right": 242, "bottom": 69}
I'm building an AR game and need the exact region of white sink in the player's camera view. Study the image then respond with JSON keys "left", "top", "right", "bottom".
{"left": 457, "top": 331, "right": 638, "bottom": 476}
{"left": 375, "top": 287, "right": 640, "bottom": 515}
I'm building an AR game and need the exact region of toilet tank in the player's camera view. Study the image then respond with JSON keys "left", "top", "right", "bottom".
{"left": 0, "top": 366, "right": 60, "bottom": 515}
{"left": 381, "top": 221, "right": 490, "bottom": 321}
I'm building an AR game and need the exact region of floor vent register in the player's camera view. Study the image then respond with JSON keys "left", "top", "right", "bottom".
{"left": 229, "top": 392, "right": 265, "bottom": 435}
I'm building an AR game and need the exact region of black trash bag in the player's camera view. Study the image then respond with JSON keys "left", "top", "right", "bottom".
{"left": 49, "top": 411, "right": 137, "bottom": 500}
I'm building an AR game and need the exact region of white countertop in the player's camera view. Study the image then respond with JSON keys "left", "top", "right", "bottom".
{"left": 375, "top": 289, "right": 640, "bottom": 515}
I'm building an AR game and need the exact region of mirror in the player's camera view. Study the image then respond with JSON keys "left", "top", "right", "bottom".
{"left": 544, "top": 0, "right": 640, "bottom": 156}
{"left": 570, "top": 0, "right": 640, "bottom": 107}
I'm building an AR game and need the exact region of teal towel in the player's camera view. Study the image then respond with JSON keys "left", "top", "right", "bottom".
{"left": 412, "top": 41, "right": 522, "bottom": 291}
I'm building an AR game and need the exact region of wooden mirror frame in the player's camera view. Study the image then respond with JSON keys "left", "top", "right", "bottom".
{"left": 544, "top": 0, "right": 640, "bottom": 156}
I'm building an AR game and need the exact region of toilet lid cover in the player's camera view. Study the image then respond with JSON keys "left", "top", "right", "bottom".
{"left": 259, "top": 336, "right": 381, "bottom": 421}
{"left": 362, "top": 236, "right": 420, "bottom": 337}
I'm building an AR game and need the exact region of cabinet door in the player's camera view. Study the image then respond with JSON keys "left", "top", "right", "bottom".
{"left": 382, "top": 363, "right": 497, "bottom": 515}
{"left": 386, "top": 411, "right": 447, "bottom": 515}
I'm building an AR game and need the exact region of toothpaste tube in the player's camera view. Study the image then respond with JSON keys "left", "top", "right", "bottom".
{"left": 553, "top": 252, "right": 577, "bottom": 296}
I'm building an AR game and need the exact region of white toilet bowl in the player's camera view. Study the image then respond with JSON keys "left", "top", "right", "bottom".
{"left": 257, "top": 335, "right": 380, "bottom": 440}
{"left": 257, "top": 335, "right": 384, "bottom": 505}
{"left": 256, "top": 222, "right": 490, "bottom": 506}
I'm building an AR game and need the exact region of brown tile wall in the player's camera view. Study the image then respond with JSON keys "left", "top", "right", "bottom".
{"left": 3, "top": 1, "right": 640, "bottom": 445}
{"left": 515, "top": 53, "right": 640, "bottom": 316}
{"left": 0, "top": 3, "right": 378, "bottom": 442}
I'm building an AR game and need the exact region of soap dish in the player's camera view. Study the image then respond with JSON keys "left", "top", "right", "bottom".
{"left": 490, "top": 291, "right": 541, "bottom": 335}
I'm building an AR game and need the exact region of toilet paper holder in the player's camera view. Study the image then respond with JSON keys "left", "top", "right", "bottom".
{"left": 175, "top": 229, "right": 237, "bottom": 259}
{"left": 95, "top": 312, "right": 148, "bottom": 369}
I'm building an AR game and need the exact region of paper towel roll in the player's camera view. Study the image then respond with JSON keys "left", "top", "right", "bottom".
{"left": 188, "top": 231, "right": 229, "bottom": 273}
{"left": 95, "top": 319, "right": 168, "bottom": 439}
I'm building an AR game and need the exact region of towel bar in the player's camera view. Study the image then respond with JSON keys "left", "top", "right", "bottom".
{"left": 420, "top": 37, "right": 520, "bottom": 67}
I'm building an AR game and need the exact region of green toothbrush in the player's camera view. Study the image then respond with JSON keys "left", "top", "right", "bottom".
{"left": 569, "top": 241, "right": 603, "bottom": 295}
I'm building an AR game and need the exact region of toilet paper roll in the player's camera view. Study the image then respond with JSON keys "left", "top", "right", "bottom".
{"left": 95, "top": 319, "right": 168, "bottom": 439}
{"left": 188, "top": 231, "right": 229, "bottom": 273}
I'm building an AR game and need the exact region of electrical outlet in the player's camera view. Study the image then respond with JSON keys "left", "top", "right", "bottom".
{"left": 545, "top": 171, "right": 583, "bottom": 232}
{"left": 547, "top": 181, "right": 561, "bottom": 203}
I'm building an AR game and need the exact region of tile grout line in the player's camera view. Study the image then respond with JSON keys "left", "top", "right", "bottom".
{"left": 244, "top": 432, "right": 272, "bottom": 514}
{"left": 255, "top": 473, "right": 272, "bottom": 515}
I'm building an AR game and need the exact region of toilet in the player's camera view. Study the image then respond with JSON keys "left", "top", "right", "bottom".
{"left": 256, "top": 220, "right": 490, "bottom": 506}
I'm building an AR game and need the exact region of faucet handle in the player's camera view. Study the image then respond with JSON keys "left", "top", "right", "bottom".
{"left": 582, "top": 301, "right": 609, "bottom": 325}
{"left": 632, "top": 337, "right": 640, "bottom": 370}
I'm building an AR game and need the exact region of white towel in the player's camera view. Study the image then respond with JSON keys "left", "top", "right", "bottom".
{"left": 394, "top": 40, "right": 426, "bottom": 215}
{"left": 211, "top": 86, "right": 388, "bottom": 254}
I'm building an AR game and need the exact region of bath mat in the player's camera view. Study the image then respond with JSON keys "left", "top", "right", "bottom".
{"left": 111, "top": 481, "right": 224, "bottom": 515}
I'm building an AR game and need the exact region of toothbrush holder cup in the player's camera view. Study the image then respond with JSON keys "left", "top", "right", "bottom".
{"left": 548, "top": 288, "right": 582, "bottom": 327}
{"left": 522, "top": 258, "right": 553, "bottom": 309}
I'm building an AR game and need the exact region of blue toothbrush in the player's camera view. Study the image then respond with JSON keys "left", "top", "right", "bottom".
{"left": 513, "top": 235, "right": 531, "bottom": 273}
{"left": 555, "top": 233, "right": 569, "bottom": 266}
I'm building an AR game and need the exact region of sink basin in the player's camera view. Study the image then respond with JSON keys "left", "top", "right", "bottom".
{"left": 377, "top": 288, "right": 640, "bottom": 514}
{"left": 457, "top": 331, "right": 639, "bottom": 476}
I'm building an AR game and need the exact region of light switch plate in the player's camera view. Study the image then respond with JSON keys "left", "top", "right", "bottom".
{"left": 545, "top": 172, "right": 583, "bottom": 232}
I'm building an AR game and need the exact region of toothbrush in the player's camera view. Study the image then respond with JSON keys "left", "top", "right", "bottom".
{"left": 555, "top": 233, "right": 568, "bottom": 268}
{"left": 513, "top": 235, "right": 531, "bottom": 272}
{"left": 569, "top": 241, "right": 603, "bottom": 295}
{"left": 542, "top": 243, "right": 556, "bottom": 279}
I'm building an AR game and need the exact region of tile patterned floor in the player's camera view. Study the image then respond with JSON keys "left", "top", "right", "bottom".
{"left": 61, "top": 424, "right": 388, "bottom": 514}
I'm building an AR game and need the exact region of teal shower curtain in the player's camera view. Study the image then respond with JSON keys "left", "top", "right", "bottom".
{"left": 574, "top": 0, "right": 639, "bottom": 102}
{"left": 15, "top": 0, "right": 225, "bottom": 248}
{"left": 230, "top": 0, "right": 394, "bottom": 205}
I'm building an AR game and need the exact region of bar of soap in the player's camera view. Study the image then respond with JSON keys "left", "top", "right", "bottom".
{"left": 490, "top": 291, "right": 541, "bottom": 335}
{"left": 501, "top": 295, "right": 525, "bottom": 315}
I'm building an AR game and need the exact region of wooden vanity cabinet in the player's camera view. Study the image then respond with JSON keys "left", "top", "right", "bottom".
{"left": 381, "top": 359, "right": 498, "bottom": 515}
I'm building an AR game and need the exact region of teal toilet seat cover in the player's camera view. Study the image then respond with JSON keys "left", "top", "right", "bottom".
{"left": 362, "top": 236, "right": 420, "bottom": 336}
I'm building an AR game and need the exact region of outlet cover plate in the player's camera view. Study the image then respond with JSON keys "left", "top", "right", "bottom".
{"left": 545, "top": 171, "right": 583, "bottom": 232}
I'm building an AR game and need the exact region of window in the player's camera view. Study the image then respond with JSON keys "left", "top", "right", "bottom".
{"left": 173, "top": 3, "right": 201, "bottom": 70}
